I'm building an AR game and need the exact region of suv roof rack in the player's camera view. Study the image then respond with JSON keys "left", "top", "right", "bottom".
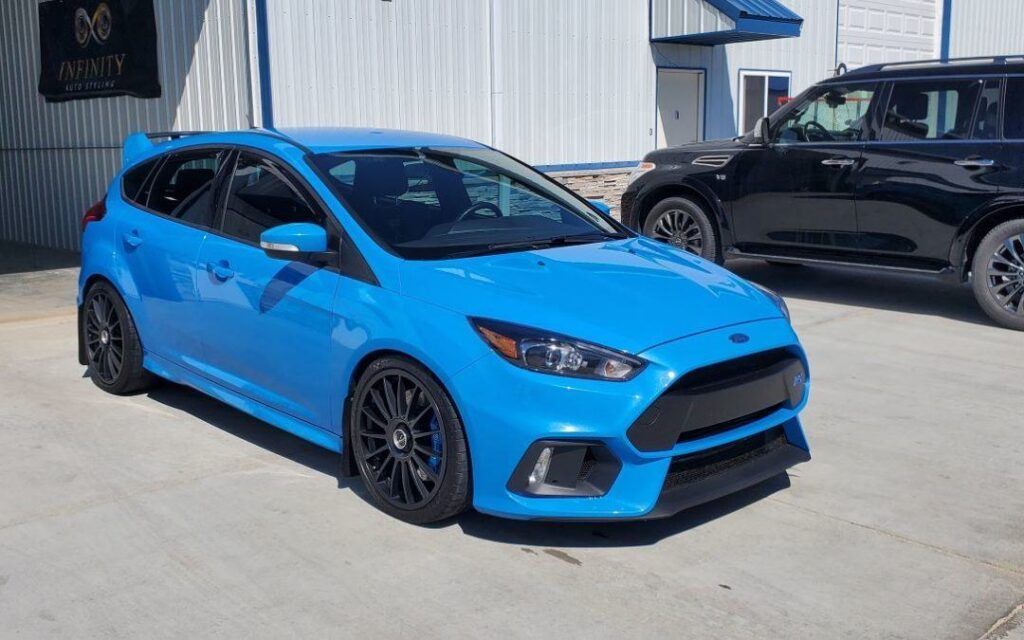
{"left": 847, "top": 55, "right": 1024, "bottom": 76}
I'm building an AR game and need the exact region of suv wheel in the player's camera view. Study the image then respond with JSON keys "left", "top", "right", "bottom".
{"left": 643, "top": 196, "right": 719, "bottom": 263}
{"left": 971, "top": 219, "right": 1024, "bottom": 331}
{"left": 349, "top": 356, "right": 471, "bottom": 524}
{"left": 82, "top": 282, "right": 155, "bottom": 394}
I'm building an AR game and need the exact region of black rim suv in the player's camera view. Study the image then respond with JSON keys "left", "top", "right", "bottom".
{"left": 622, "top": 56, "right": 1024, "bottom": 331}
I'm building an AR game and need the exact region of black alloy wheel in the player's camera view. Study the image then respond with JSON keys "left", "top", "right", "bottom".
{"left": 82, "top": 282, "right": 154, "bottom": 394}
{"left": 643, "top": 196, "right": 719, "bottom": 263}
{"left": 972, "top": 219, "right": 1024, "bottom": 331}
{"left": 350, "top": 357, "right": 471, "bottom": 523}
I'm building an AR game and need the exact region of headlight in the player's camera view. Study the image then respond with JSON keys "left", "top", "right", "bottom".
{"left": 471, "top": 318, "right": 646, "bottom": 381}
{"left": 752, "top": 283, "right": 790, "bottom": 322}
{"left": 627, "top": 161, "right": 655, "bottom": 185}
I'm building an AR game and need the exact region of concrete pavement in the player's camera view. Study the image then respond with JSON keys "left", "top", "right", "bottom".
{"left": 0, "top": 253, "right": 1021, "bottom": 639}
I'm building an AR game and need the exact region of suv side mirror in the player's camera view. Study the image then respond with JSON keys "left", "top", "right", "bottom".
{"left": 752, "top": 116, "right": 772, "bottom": 145}
{"left": 259, "top": 222, "right": 335, "bottom": 264}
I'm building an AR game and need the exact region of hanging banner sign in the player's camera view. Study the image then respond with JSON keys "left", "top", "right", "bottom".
{"left": 37, "top": 0, "right": 161, "bottom": 102}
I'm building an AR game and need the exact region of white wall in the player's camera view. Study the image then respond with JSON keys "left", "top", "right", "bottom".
{"left": 838, "top": 0, "right": 938, "bottom": 69}
{"left": 948, "top": 0, "right": 1024, "bottom": 58}
{"left": 0, "top": 0, "right": 254, "bottom": 251}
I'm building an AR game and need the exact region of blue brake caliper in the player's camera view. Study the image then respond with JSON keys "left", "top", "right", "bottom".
{"left": 428, "top": 415, "right": 442, "bottom": 472}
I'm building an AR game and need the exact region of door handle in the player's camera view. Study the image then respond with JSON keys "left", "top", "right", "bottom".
{"left": 821, "top": 158, "right": 856, "bottom": 167}
{"left": 954, "top": 158, "right": 995, "bottom": 168}
{"left": 122, "top": 230, "right": 143, "bottom": 248}
{"left": 208, "top": 261, "right": 235, "bottom": 281}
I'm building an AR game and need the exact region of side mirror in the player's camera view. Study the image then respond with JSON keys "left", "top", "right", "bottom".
{"left": 752, "top": 116, "right": 771, "bottom": 145}
{"left": 259, "top": 222, "right": 334, "bottom": 264}
{"left": 588, "top": 199, "right": 612, "bottom": 216}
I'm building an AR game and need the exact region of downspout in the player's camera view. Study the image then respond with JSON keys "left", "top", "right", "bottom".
{"left": 939, "top": 0, "right": 952, "bottom": 61}
{"left": 254, "top": 0, "right": 275, "bottom": 128}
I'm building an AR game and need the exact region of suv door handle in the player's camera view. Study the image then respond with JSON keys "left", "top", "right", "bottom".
{"left": 122, "top": 230, "right": 143, "bottom": 248}
{"left": 821, "top": 158, "right": 856, "bottom": 167}
{"left": 954, "top": 158, "right": 995, "bottom": 168}
{"left": 208, "top": 261, "right": 235, "bottom": 281}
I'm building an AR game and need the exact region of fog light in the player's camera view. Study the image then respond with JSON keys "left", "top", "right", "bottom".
{"left": 528, "top": 446, "right": 553, "bottom": 488}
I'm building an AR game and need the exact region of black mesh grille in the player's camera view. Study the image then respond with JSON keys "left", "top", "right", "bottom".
{"left": 662, "top": 427, "right": 787, "bottom": 491}
{"left": 674, "top": 348, "right": 794, "bottom": 391}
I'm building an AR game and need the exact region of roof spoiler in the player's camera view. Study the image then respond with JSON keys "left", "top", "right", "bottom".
{"left": 122, "top": 131, "right": 210, "bottom": 167}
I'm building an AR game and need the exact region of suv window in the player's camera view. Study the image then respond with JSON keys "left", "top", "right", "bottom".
{"left": 122, "top": 159, "right": 158, "bottom": 205}
{"left": 881, "top": 79, "right": 982, "bottom": 141}
{"left": 773, "top": 84, "right": 877, "bottom": 143}
{"left": 972, "top": 79, "right": 1002, "bottom": 140}
{"left": 146, "top": 151, "right": 223, "bottom": 227}
{"left": 221, "top": 153, "right": 320, "bottom": 244}
{"left": 1004, "top": 78, "right": 1024, "bottom": 139}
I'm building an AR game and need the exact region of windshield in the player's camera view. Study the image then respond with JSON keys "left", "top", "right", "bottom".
{"left": 310, "top": 147, "right": 628, "bottom": 259}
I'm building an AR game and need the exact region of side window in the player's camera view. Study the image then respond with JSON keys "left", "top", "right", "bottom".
{"left": 221, "top": 154, "right": 320, "bottom": 245}
{"left": 972, "top": 79, "right": 1002, "bottom": 140}
{"left": 740, "top": 72, "right": 791, "bottom": 134}
{"left": 773, "top": 84, "right": 877, "bottom": 143}
{"left": 880, "top": 79, "right": 982, "bottom": 141}
{"left": 146, "top": 151, "right": 223, "bottom": 229}
{"left": 1004, "top": 78, "right": 1024, "bottom": 139}
{"left": 122, "top": 159, "right": 158, "bottom": 205}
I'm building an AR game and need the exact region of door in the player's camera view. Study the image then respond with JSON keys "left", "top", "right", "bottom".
{"left": 855, "top": 77, "right": 1014, "bottom": 267}
{"left": 193, "top": 151, "right": 338, "bottom": 429}
{"left": 657, "top": 69, "right": 704, "bottom": 148}
{"left": 730, "top": 82, "right": 879, "bottom": 254}
{"left": 116, "top": 149, "right": 225, "bottom": 369}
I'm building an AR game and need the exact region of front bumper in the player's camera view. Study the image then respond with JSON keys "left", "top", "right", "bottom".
{"left": 449, "top": 318, "right": 810, "bottom": 520}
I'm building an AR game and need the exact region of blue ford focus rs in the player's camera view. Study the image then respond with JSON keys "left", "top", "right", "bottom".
{"left": 78, "top": 128, "right": 810, "bottom": 523}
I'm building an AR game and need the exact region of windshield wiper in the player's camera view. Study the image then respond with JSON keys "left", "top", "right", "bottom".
{"left": 445, "top": 232, "right": 627, "bottom": 258}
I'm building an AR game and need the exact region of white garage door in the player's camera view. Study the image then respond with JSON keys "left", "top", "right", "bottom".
{"left": 838, "top": 0, "right": 938, "bottom": 70}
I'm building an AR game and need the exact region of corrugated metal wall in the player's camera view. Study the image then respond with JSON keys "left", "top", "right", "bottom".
{"left": 650, "top": 0, "right": 733, "bottom": 40}
{"left": 0, "top": 0, "right": 253, "bottom": 251}
{"left": 949, "top": 0, "right": 1024, "bottom": 58}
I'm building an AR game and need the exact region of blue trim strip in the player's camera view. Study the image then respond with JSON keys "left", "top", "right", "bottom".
{"left": 939, "top": 0, "right": 953, "bottom": 61}
{"left": 254, "top": 0, "right": 274, "bottom": 128}
{"left": 535, "top": 161, "right": 639, "bottom": 173}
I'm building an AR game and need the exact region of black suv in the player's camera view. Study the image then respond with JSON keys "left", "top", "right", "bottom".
{"left": 622, "top": 57, "right": 1024, "bottom": 330}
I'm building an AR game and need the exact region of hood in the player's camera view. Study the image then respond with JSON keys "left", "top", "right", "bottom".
{"left": 399, "top": 238, "right": 783, "bottom": 355}
{"left": 645, "top": 138, "right": 747, "bottom": 162}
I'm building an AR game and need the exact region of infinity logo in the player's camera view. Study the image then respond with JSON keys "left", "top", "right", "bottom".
{"left": 74, "top": 3, "right": 113, "bottom": 48}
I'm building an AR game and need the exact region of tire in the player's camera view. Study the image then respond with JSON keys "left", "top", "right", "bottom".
{"left": 349, "top": 356, "right": 471, "bottom": 524}
{"left": 82, "top": 281, "right": 156, "bottom": 394}
{"left": 642, "top": 196, "right": 719, "bottom": 263}
{"left": 971, "top": 219, "right": 1024, "bottom": 331}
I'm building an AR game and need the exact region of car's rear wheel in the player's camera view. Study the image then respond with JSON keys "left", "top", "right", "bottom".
{"left": 350, "top": 356, "right": 471, "bottom": 524}
{"left": 82, "top": 281, "right": 155, "bottom": 394}
{"left": 643, "top": 196, "right": 719, "bottom": 263}
{"left": 972, "top": 219, "right": 1024, "bottom": 331}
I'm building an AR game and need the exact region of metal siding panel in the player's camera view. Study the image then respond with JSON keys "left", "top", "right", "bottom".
{"left": 949, "top": 0, "right": 1024, "bottom": 58}
{"left": 0, "top": 0, "right": 252, "bottom": 250}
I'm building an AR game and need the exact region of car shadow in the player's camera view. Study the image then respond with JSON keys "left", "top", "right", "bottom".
{"left": 726, "top": 259, "right": 994, "bottom": 327}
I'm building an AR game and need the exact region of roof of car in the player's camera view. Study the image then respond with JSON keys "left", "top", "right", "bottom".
{"left": 823, "top": 55, "right": 1024, "bottom": 85}
{"left": 272, "top": 127, "right": 484, "bottom": 153}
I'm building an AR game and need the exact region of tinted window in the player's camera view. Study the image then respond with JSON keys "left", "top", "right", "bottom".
{"left": 147, "top": 151, "right": 223, "bottom": 228}
{"left": 774, "top": 84, "right": 877, "bottom": 143}
{"left": 122, "top": 159, "right": 158, "bottom": 205}
{"left": 221, "top": 154, "right": 319, "bottom": 244}
{"left": 1005, "top": 78, "right": 1024, "bottom": 139}
{"left": 972, "top": 79, "right": 1002, "bottom": 140}
{"left": 881, "top": 79, "right": 982, "bottom": 141}
{"left": 311, "top": 147, "right": 623, "bottom": 260}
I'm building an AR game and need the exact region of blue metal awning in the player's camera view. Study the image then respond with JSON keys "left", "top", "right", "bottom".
{"left": 650, "top": 0, "right": 803, "bottom": 45}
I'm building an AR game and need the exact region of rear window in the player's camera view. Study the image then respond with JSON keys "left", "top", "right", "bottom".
{"left": 1005, "top": 78, "right": 1024, "bottom": 139}
{"left": 880, "top": 79, "right": 982, "bottom": 141}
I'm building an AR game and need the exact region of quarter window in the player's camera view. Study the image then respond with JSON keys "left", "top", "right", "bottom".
{"left": 773, "top": 84, "right": 877, "bottom": 143}
{"left": 880, "top": 79, "right": 982, "bottom": 141}
{"left": 740, "top": 72, "right": 791, "bottom": 134}
{"left": 146, "top": 151, "right": 223, "bottom": 228}
{"left": 1004, "top": 78, "right": 1024, "bottom": 139}
{"left": 972, "top": 79, "right": 1002, "bottom": 140}
{"left": 122, "top": 159, "right": 158, "bottom": 205}
{"left": 221, "top": 154, "right": 320, "bottom": 245}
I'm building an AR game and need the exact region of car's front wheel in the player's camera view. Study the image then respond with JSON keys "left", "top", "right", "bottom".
{"left": 972, "top": 219, "right": 1024, "bottom": 331}
{"left": 82, "top": 281, "right": 155, "bottom": 394}
{"left": 643, "top": 196, "right": 719, "bottom": 263}
{"left": 349, "top": 356, "right": 471, "bottom": 524}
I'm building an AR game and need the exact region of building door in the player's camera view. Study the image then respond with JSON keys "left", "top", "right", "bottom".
{"left": 657, "top": 69, "right": 704, "bottom": 148}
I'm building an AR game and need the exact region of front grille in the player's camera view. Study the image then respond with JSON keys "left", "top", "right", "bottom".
{"left": 626, "top": 348, "right": 806, "bottom": 452}
{"left": 662, "top": 427, "right": 786, "bottom": 491}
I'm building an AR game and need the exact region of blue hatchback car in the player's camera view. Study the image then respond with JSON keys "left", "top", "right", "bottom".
{"left": 78, "top": 128, "right": 811, "bottom": 523}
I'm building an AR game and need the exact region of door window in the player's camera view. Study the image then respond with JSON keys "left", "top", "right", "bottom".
{"left": 221, "top": 154, "right": 320, "bottom": 245}
{"left": 972, "top": 79, "right": 1002, "bottom": 140}
{"left": 773, "top": 84, "right": 877, "bottom": 143}
{"left": 1004, "top": 78, "right": 1024, "bottom": 139}
{"left": 880, "top": 79, "right": 982, "bottom": 141}
{"left": 146, "top": 151, "right": 224, "bottom": 228}
{"left": 740, "top": 72, "right": 791, "bottom": 134}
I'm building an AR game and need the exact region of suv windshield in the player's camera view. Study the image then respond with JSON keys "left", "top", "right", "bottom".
{"left": 311, "top": 147, "right": 627, "bottom": 259}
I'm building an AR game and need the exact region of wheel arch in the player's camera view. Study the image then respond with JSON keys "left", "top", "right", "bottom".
{"left": 955, "top": 203, "right": 1024, "bottom": 280}
{"left": 78, "top": 273, "right": 124, "bottom": 366}
{"left": 633, "top": 179, "right": 730, "bottom": 253}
